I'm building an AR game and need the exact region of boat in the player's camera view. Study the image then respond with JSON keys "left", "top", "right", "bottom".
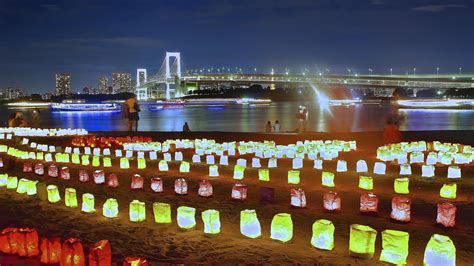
{"left": 154, "top": 98, "right": 271, "bottom": 106}
{"left": 51, "top": 99, "right": 122, "bottom": 112}
{"left": 397, "top": 99, "right": 474, "bottom": 109}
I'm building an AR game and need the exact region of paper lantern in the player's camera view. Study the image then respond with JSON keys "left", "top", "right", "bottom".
{"left": 447, "top": 166, "right": 461, "bottom": 179}
{"left": 177, "top": 206, "right": 196, "bottom": 230}
{"left": 123, "top": 257, "right": 148, "bottom": 266}
{"left": 251, "top": 158, "right": 260, "bottom": 168}
{"left": 105, "top": 173, "right": 118, "bottom": 188}
{"left": 48, "top": 164, "right": 58, "bottom": 178}
{"left": 219, "top": 155, "right": 229, "bottom": 166}
{"left": 258, "top": 169, "right": 270, "bottom": 182}
{"left": 102, "top": 198, "right": 119, "bottom": 218}
{"left": 149, "top": 151, "right": 157, "bottom": 160}
{"left": 360, "top": 192, "right": 378, "bottom": 213}
{"left": 399, "top": 164, "right": 411, "bottom": 176}
{"left": 240, "top": 209, "right": 261, "bottom": 238}
{"left": 55, "top": 153, "right": 63, "bottom": 163}
{"left": 426, "top": 152, "right": 437, "bottom": 165}
{"left": 290, "top": 188, "right": 306, "bottom": 208}
{"left": 380, "top": 230, "right": 409, "bottom": 265}
{"left": 270, "top": 213, "right": 293, "bottom": 243}
{"left": 158, "top": 160, "right": 168, "bottom": 171}
{"left": 61, "top": 238, "right": 85, "bottom": 266}
{"left": 311, "top": 219, "right": 335, "bottom": 250}
{"left": 423, "top": 234, "right": 456, "bottom": 266}
{"left": 34, "top": 163, "right": 44, "bottom": 175}
{"left": 202, "top": 209, "right": 221, "bottom": 235}
{"left": 233, "top": 165, "right": 245, "bottom": 180}
{"left": 40, "top": 237, "right": 62, "bottom": 264}
{"left": 72, "top": 154, "right": 80, "bottom": 164}
{"left": 65, "top": 188, "right": 78, "bottom": 208}
{"left": 391, "top": 196, "right": 411, "bottom": 222}
{"left": 149, "top": 177, "right": 163, "bottom": 193}
{"left": 373, "top": 162, "right": 386, "bottom": 175}
{"left": 81, "top": 155, "right": 90, "bottom": 166}
{"left": 358, "top": 176, "right": 373, "bottom": 190}
{"left": 321, "top": 171, "right": 335, "bottom": 187}
{"left": 312, "top": 159, "right": 322, "bottom": 170}
{"left": 237, "top": 158, "right": 247, "bottom": 167}
{"left": 231, "top": 183, "right": 247, "bottom": 201}
{"left": 422, "top": 165, "right": 435, "bottom": 178}
{"left": 47, "top": 185, "right": 61, "bottom": 203}
{"left": 356, "top": 160, "right": 368, "bottom": 173}
{"left": 0, "top": 228, "right": 18, "bottom": 254}
{"left": 206, "top": 155, "right": 215, "bottom": 165}
{"left": 437, "top": 202, "right": 456, "bottom": 227}
{"left": 80, "top": 193, "right": 95, "bottom": 213}
{"left": 6, "top": 175, "right": 17, "bottom": 189}
{"left": 179, "top": 161, "right": 190, "bottom": 173}
{"left": 23, "top": 162, "right": 33, "bottom": 173}
{"left": 175, "top": 151, "right": 183, "bottom": 161}
{"left": 93, "top": 170, "right": 105, "bottom": 184}
{"left": 260, "top": 187, "right": 274, "bottom": 203}
{"left": 120, "top": 158, "right": 130, "bottom": 169}
{"left": 440, "top": 183, "right": 457, "bottom": 199}
{"left": 349, "top": 224, "right": 377, "bottom": 258}
{"left": 88, "top": 240, "right": 111, "bottom": 266}
{"left": 0, "top": 157, "right": 3, "bottom": 167}
{"left": 16, "top": 178, "right": 31, "bottom": 194}
{"left": 102, "top": 157, "right": 112, "bottom": 168}
{"left": 174, "top": 178, "right": 187, "bottom": 195}
{"left": 15, "top": 228, "right": 39, "bottom": 257}
{"left": 126, "top": 150, "right": 134, "bottom": 158}
{"left": 130, "top": 174, "right": 143, "bottom": 190}
{"left": 129, "top": 200, "right": 146, "bottom": 222}
{"left": 323, "top": 191, "right": 341, "bottom": 211}
{"left": 288, "top": 170, "right": 300, "bottom": 184}
{"left": 153, "top": 202, "right": 171, "bottom": 224}
{"left": 292, "top": 158, "right": 303, "bottom": 169}
{"left": 137, "top": 158, "right": 146, "bottom": 169}
{"left": 394, "top": 178, "right": 409, "bottom": 194}
{"left": 209, "top": 164, "right": 219, "bottom": 177}
{"left": 336, "top": 160, "right": 347, "bottom": 172}
{"left": 92, "top": 156, "right": 100, "bottom": 167}
{"left": 79, "top": 170, "right": 89, "bottom": 183}
{"left": 268, "top": 158, "right": 277, "bottom": 168}
{"left": 198, "top": 180, "right": 213, "bottom": 197}
{"left": 0, "top": 173, "right": 7, "bottom": 187}
{"left": 192, "top": 154, "right": 201, "bottom": 163}
{"left": 60, "top": 166, "right": 70, "bottom": 180}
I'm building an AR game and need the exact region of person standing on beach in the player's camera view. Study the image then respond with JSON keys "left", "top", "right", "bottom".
{"left": 183, "top": 122, "right": 191, "bottom": 132}
{"left": 124, "top": 95, "right": 140, "bottom": 131}
{"left": 31, "top": 108, "right": 41, "bottom": 128}
{"left": 274, "top": 120, "right": 280, "bottom": 133}
{"left": 265, "top": 121, "right": 272, "bottom": 133}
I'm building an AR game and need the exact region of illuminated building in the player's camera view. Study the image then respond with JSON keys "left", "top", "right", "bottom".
{"left": 55, "top": 73, "right": 71, "bottom": 95}
{"left": 112, "top": 72, "right": 132, "bottom": 93}
{"left": 98, "top": 76, "right": 109, "bottom": 94}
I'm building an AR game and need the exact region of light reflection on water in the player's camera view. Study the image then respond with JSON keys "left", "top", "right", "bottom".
{"left": 1, "top": 102, "right": 473, "bottom": 132}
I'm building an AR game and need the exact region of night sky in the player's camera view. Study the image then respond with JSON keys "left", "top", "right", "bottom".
{"left": 1, "top": 0, "right": 473, "bottom": 93}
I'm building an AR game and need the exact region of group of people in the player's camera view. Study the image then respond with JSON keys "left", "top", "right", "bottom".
{"left": 7, "top": 109, "right": 41, "bottom": 128}
{"left": 265, "top": 120, "right": 281, "bottom": 133}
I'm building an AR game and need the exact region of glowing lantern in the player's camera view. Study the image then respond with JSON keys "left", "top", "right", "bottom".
{"left": 250, "top": 158, "right": 260, "bottom": 168}
{"left": 129, "top": 200, "right": 146, "bottom": 222}
{"left": 137, "top": 158, "right": 146, "bottom": 169}
{"left": 175, "top": 151, "right": 183, "bottom": 161}
{"left": 107, "top": 173, "right": 119, "bottom": 188}
{"left": 40, "top": 237, "right": 62, "bottom": 264}
{"left": 288, "top": 170, "right": 300, "bottom": 184}
{"left": 174, "top": 178, "right": 187, "bottom": 195}
{"left": 120, "top": 158, "right": 130, "bottom": 169}
{"left": 126, "top": 150, "right": 134, "bottom": 158}
{"left": 423, "top": 234, "right": 456, "bottom": 266}
{"left": 0, "top": 173, "right": 7, "bottom": 187}
{"left": 153, "top": 202, "right": 171, "bottom": 224}
{"left": 209, "top": 164, "right": 219, "bottom": 177}
{"left": 177, "top": 206, "right": 196, "bottom": 230}
{"left": 65, "top": 188, "right": 78, "bottom": 208}
{"left": 55, "top": 153, "right": 63, "bottom": 162}
{"left": 270, "top": 213, "right": 293, "bottom": 243}
{"left": 268, "top": 158, "right": 277, "bottom": 168}
{"left": 292, "top": 158, "right": 303, "bottom": 169}
{"left": 260, "top": 187, "right": 274, "bottom": 203}
{"left": 399, "top": 164, "right": 411, "bottom": 175}
{"left": 447, "top": 166, "right": 461, "bottom": 179}
{"left": 391, "top": 196, "right": 411, "bottom": 222}
{"left": 60, "top": 166, "right": 70, "bottom": 180}
{"left": 123, "top": 257, "right": 148, "bottom": 266}
{"left": 440, "top": 183, "right": 457, "bottom": 199}
{"left": 0, "top": 228, "right": 18, "bottom": 254}
{"left": 206, "top": 155, "right": 215, "bottom": 165}
{"left": 79, "top": 170, "right": 89, "bottom": 183}
{"left": 358, "top": 176, "right": 373, "bottom": 190}
{"left": 422, "top": 165, "right": 435, "bottom": 178}
{"left": 394, "top": 178, "right": 409, "bottom": 194}
{"left": 23, "top": 162, "right": 33, "bottom": 173}
{"left": 437, "top": 202, "right": 456, "bottom": 227}
{"left": 149, "top": 151, "right": 157, "bottom": 160}
{"left": 103, "top": 157, "right": 112, "bottom": 168}
{"left": 360, "top": 192, "right": 378, "bottom": 213}
{"left": 373, "top": 162, "right": 386, "bottom": 175}
{"left": 88, "top": 240, "right": 111, "bottom": 266}
{"left": 356, "top": 160, "right": 368, "bottom": 173}
{"left": 311, "top": 219, "right": 335, "bottom": 250}
{"left": 159, "top": 160, "right": 168, "bottom": 171}
{"left": 131, "top": 174, "right": 144, "bottom": 190}
{"left": 81, "top": 155, "right": 90, "bottom": 166}
{"left": 237, "top": 158, "right": 247, "bottom": 167}
{"left": 47, "top": 185, "right": 61, "bottom": 203}
{"left": 36, "top": 152, "right": 44, "bottom": 161}
{"left": 240, "top": 209, "right": 261, "bottom": 238}
{"left": 61, "top": 238, "right": 85, "bottom": 266}
{"left": 202, "top": 209, "right": 221, "bottom": 235}
{"left": 192, "top": 154, "right": 201, "bottom": 163}
{"left": 349, "top": 224, "right": 377, "bottom": 258}
{"left": 80, "top": 193, "right": 95, "bottom": 213}
{"left": 15, "top": 228, "right": 39, "bottom": 257}
{"left": 233, "top": 165, "right": 245, "bottom": 180}
{"left": 380, "top": 230, "right": 409, "bottom": 265}
{"left": 92, "top": 156, "right": 100, "bottom": 167}
{"left": 426, "top": 152, "right": 437, "bottom": 165}
{"left": 93, "top": 170, "right": 105, "bottom": 184}
{"left": 48, "top": 164, "right": 58, "bottom": 178}
{"left": 33, "top": 163, "right": 44, "bottom": 176}
{"left": 115, "top": 149, "right": 123, "bottom": 157}
{"left": 198, "top": 180, "right": 213, "bottom": 197}
{"left": 150, "top": 177, "right": 163, "bottom": 193}
{"left": 323, "top": 191, "right": 341, "bottom": 211}
{"left": 16, "top": 178, "right": 31, "bottom": 194}
{"left": 290, "top": 188, "right": 306, "bottom": 208}
{"left": 101, "top": 198, "right": 119, "bottom": 218}
{"left": 71, "top": 154, "right": 80, "bottom": 164}
{"left": 258, "top": 169, "right": 270, "bottom": 182}
{"left": 336, "top": 160, "right": 347, "bottom": 172}
{"left": 321, "top": 171, "right": 335, "bottom": 187}
{"left": 179, "top": 161, "right": 190, "bottom": 173}
{"left": 232, "top": 183, "right": 247, "bottom": 201}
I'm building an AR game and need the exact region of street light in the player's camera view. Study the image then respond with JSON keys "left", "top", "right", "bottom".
{"left": 254, "top": 68, "right": 257, "bottom": 73}
{"left": 271, "top": 68, "right": 274, "bottom": 75}
{"left": 413, "top": 68, "right": 416, "bottom": 75}
{"left": 368, "top": 68, "right": 373, "bottom": 75}
{"left": 347, "top": 68, "right": 351, "bottom": 75}
{"left": 459, "top": 67, "right": 462, "bottom": 74}
{"left": 390, "top": 68, "right": 393, "bottom": 75}
{"left": 436, "top": 67, "right": 439, "bottom": 75}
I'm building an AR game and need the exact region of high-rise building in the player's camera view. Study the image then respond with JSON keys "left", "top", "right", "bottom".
{"left": 112, "top": 72, "right": 132, "bottom": 93}
{"left": 136, "top": 69, "right": 147, "bottom": 87}
{"left": 98, "top": 76, "right": 109, "bottom": 94}
{"left": 55, "top": 73, "right": 71, "bottom": 95}
{"left": 1, "top": 87, "right": 24, "bottom": 100}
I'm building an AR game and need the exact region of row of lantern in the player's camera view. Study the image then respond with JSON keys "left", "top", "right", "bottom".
{"left": 0, "top": 127, "right": 88, "bottom": 137}
{"left": 0, "top": 228, "right": 148, "bottom": 265}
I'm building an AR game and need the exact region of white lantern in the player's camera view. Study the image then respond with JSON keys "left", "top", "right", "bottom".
{"left": 447, "top": 166, "right": 461, "bottom": 179}
{"left": 399, "top": 164, "right": 411, "bottom": 176}
{"left": 292, "top": 158, "right": 303, "bottom": 169}
{"left": 356, "top": 160, "right": 368, "bottom": 173}
{"left": 175, "top": 152, "right": 183, "bottom": 161}
{"left": 336, "top": 160, "right": 347, "bottom": 172}
{"left": 236, "top": 158, "right": 247, "bottom": 168}
{"left": 268, "top": 158, "right": 277, "bottom": 168}
{"left": 163, "top": 152, "right": 172, "bottom": 161}
{"left": 192, "top": 154, "right": 201, "bottom": 163}
{"left": 313, "top": 159, "right": 323, "bottom": 170}
{"left": 206, "top": 155, "right": 215, "bottom": 165}
{"left": 422, "top": 165, "right": 435, "bottom": 178}
{"left": 373, "top": 162, "right": 386, "bottom": 175}
{"left": 251, "top": 158, "right": 261, "bottom": 168}
{"left": 219, "top": 155, "right": 228, "bottom": 165}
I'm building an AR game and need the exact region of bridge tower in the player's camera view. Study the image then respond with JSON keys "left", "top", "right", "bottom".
{"left": 165, "top": 52, "right": 181, "bottom": 99}
{"left": 135, "top": 68, "right": 148, "bottom": 100}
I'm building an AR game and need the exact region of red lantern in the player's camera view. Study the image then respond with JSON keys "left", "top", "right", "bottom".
{"left": 198, "top": 180, "right": 213, "bottom": 197}
{"left": 131, "top": 174, "right": 143, "bottom": 190}
{"left": 35, "top": 163, "right": 44, "bottom": 176}
{"left": 0, "top": 227, "right": 18, "bottom": 254}
{"left": 174, "top": 178, "right": 187, "bottom": 195}
{"left": 60, "top": 166, "right": 70, "bottom": 180}
{"left": 61, "top": 238, "right": 85, "bottom": 266}
{"left": 391, "top": 196, "right": 411, "bottom": 222}
{"left": 107, "top": 174, "right": 119, "bottom": 188}
{"left": 88, "top": 240, "right": 111, "bottom": 266}
{"left": 40, "top": 237, "right": 62, "bottom": 264}
{"left": 260, "top": 187, "right": 274, "bottom": 203}
{"left": 17, "top": 228, "right": 39, "bottom": 257}
{"left": 23, "top": 162, "right": 33, "bottom": 173}
{"left": 79, "top": 170, "right": 89, "bottom": 183}
{"left": 123, "top": 256, "right": 148, "bottom": 266}
{"left": 150, "top": 177, "right": 163, "bottom": 193}
{"left": 360, "top": 192, "right": 378, "bottom": 213}
{"left": 93, "top": 170, "right": 105, "bottom": 185}
{"left": 323, "top": 191, "right": 341, "bottom": 211}
{"left": 437, "top": 202, "right": 456, "bottom": 228}
{"left": 232, "top": 183, "right": 247, "bottom": 201}
{"left": 48, "top": 164, "right": 58, "bottom": 178}
{"left": 291, "top": 188, "right": 306, "bottom": 208}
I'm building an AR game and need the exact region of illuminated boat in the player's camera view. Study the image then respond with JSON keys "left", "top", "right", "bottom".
{"left": 155, "top": 98, "right": 271, "bottom": 106}
{"left": 397, "top": 99, "right": 474, "bottom": 109}
{"left": 51, "top": 100, "right": 122, "bottom": 112}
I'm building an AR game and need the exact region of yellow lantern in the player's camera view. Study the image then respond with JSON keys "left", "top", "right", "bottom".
{"left": 103, "top": 157, "right": 112, "bottom": 168}
{"left": 0, "top": 173, "right": 7, "bottom": 187}
{"left": 120, "top": 158, "right": 130, "bottom": 169}
{"left": 16, "top": 178, "right": 30, "bottom": 194}
{"left": 81, "top": 155, "right": 90, "bottom": 166}
{"left": 240, "top": 209, "right": 261, "bottom": 239}
{"left": 440, "top": 183, "right": 457, "bottom": 199}
{"left": 81, "top": 193, "right": 96, "bottom": 213}
{"left": 62, "top": 153, "right": 70, "bottom": 163}
{"left": 36, "top": 152, "right": 44, "bottom": 161}
{"left": 177, "top": 206, "right": 196, "bottom": 230}
{"left": 349, "top": 224, "right": 377, "bottom": 258}
{"left": 65, "top": 188, "right": 78, "bottom": 208}
{"left": 321, "top": 171, "right": 335, "bottom": 187}
{"left": 137, "top": 158, "right": 146, "bottom": 169}
{"left": 358, "top": 176, "right": 373, "bottom": 190}
{"left": 47, "top": 184, "right": 61, "bottom": 203}
{"left": 380, "top": 229, "right": 409, "bottom": 265}
{"left": 233, "top": 165, "right": 245, "bottom": 180}
{"left": 202, "top": 209, "right": 221, "bottom": 235}
{"left": 258, "top": 169, "right": 270, "bottom": 182}
{"left": 54, "top": 153, "right": 62, "bottom": 162}
{"left": 153, "top": 202, "right": 171, "bottom": 224}
{"left": 71, "top": 153, "right": 80, "bottom": 164}
{"left": 394, "top": 178, "right": 409, "bottom": 194}
{"left": 423, "top": 234, "right": 456, "bottom": 266}
{"left": 129, "top": 200, "right": 146, "bottom": 222}
{"left": 158, "top": 160, "right": 168, "bottom": 171}
{"left": 311, "top": 219, "right": 334, "bottom": 250}
{"left": 179, "top": 161, "right": 190, "bottom": 173}
{"left": 6, "top": 176, "right": 18, "bottom": 189}
{"left": 270, "top": 213, "right": 293, "bottom": 243}
{"left": 103, "top": 198, "right": 119, "bottom": 218}
{"left": 288, "top": 170, "right": 300, "bottom": 185}
{"left": 92, "top": 156, "right": 100, "bottom": 167}
{"left": 26, "top": 179, "right": 38, "bottom": 195}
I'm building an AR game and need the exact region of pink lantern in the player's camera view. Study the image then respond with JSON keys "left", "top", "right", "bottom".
{"left": 360, "top": 192, "right": 378, "bottom": 213}
{"left": 391, "top": 196, "right": 411, "bottom": 222}
{"left": 198, "top": 180, "right": 213, "bottom": 197}
{"left": 48, "top": 164, "right": 58, "bottom": 178}
{"left": 260, "top": 187, "right": 274, "bottom": 203}
{"left": 79, "top": 170, "right": 89, "bottom": 183}
{"left": 175, "top": 178, "right": 187, "bottom": 195}
{"left": 23, "top": 162, "right": 33, "bottom": 173}
{"left": 436, "top": 202, "right": 456, "bottom": 228}
{"left": 93, "top": 170, "right": 105, "bottom": 184}
{"left": 290, "top": 188, "right": 306, "bottom": 208}
{"left": 150, "top": 177, "right": 163, "bottom": 193}
{"left": 323, "top": 191, "right": 341, "bottom": 211}
{"left": 34, "top": 163, "right": 44, "bottom": 176}
{"left": 231, "top": 183, "right": 247, "bottom": 201}
{"left": 60, "top": 167, "right": 70, "bottom": 180}
{"left": 107, "top": 173, "right": 119, "bottom": 188}
{"left": 131, "top": 174, "right": 143, "bottom": 190}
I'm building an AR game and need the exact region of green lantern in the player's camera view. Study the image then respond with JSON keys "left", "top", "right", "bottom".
{"left": 288, "top": 170, "right": 300, "bottom": 185}
{"left": 233, "top": 165, "right": 245, "bottom": 180}
{"left": 179, "top": 161, "right": 190, "bottom": 173}
{"left": 423, "top": 234, "right": 456, "bottom": 266}
{"left": 137, "top": 158, "right": 146, "bottom": 169}
{"left": 270, "top": 213, "right": 293, "bottom": 243}
{"left": 240, "top": 209, "right": 261, "bottom": 239}
{"left": 0, "top": 173, "right": 7, "bottom": 187}
{"left": 202, "top": 209, "right": 221, "bottom": 235}
{"left": 47, "top": 184, "right": 61, "bottom": 203}
{"left": 321, "top": 171, "right": 335, "bottom": 187}
{"left": 311, "top": 219, "right": 334, "bottom": 250}
{"left": 440, "top": 183, "right": 457, "bottom": 199}
{"left": 349, "top": 224, "right": 377, "bottom": 258}
{"left": 81, "top": 193, "right": 96, "bottom": 213}
{"left": 129, "top": 200, "right": 146, "bottom": 222}
{"left": 7, "top": 176, "right": 18, "bottom": 189}
{"left": 394, "top": 178, "right": 409, "bottom": 194}
{"left": 380, "top": 229, "right": 409, "bottom": 265}
{"left": 103, "top": 198, "right": 119, "bottom": 218}
{"left": 103, "top": 157, "right": 112, "bottom": 168}
{"left": 177, "top": 206, "right": 196, "bottom": 230}
{"left": 359, "top": 176, "right": 373, "bottom": 190}
{"left": 153, "top": 202, "right": 172, "bottom": 224}
{"left": 92, "top": 155, "right": 100, "bottom": 167}
{"left": 258, "top": 169, "right": 270, "bottom": 182}
{"left": 65, "top": 188, "right": 78, "bottom": 208}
